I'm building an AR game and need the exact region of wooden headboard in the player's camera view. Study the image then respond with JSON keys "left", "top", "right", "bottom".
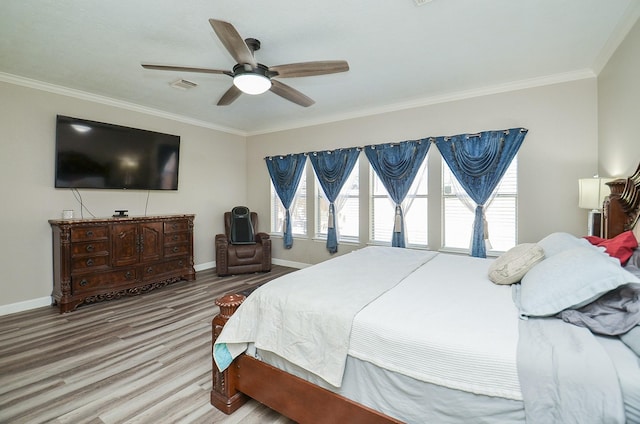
{"left": 603, "top": 162, "right": 640, "bottom": 239}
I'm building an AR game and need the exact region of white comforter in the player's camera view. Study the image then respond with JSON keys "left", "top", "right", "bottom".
{"left": 214, "top": 246, "right": 522, "bottom": 399}
{"left": 349, "top": 253, "right": 522, "bottom": 400}
{"left": 214, "top": 246, "right": 437, "bottom": 387}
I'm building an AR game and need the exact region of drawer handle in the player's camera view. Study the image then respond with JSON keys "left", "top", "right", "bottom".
{"left": 86, "top": 259, "right": 94, "bottom": 266}
{"left": 86, "top": 230, "right": 94, "bottom": 237}
{"left": 80, "top": 279, "right": 88, "bottom": 287}
{"left": 173, "top": 235, "right": 179, "bottom": 241}
{"left": 125, "top": 271, "right": 133, "bottom": 279}
{"left": 86, "top": 244, "right": 94, "bottom": 252}
{"left": 172, "top": 246, "right": 179, "bottom": 253}
{"left": 147, "top": 267, "right": 153, "bottom": 274}
{"left": 178, "top": 260, "right": 184, "bottom": 266}
{"left": 172, "top": 223, "right": 178, "bottom": 230}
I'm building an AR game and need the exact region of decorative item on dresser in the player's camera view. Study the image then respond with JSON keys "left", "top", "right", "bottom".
{"left": 49, "top": 214, "right": 195, "bottom": 313}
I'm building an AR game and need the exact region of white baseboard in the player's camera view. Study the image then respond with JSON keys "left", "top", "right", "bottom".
{"left": 272, "top": 258, "right": 309, "bottom": 269}
{"left": 195, "top": 261, "right": 215, "bottom": 272}
{"left": 0, "top": 296, "right": 52, "bottom": 316}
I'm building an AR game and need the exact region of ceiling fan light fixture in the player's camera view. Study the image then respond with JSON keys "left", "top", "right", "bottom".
{"left": 233, "top": 73, "right": 271, "bottom": 95}
{"left": 143, "top": 20, "right": 349, "bottom": 106}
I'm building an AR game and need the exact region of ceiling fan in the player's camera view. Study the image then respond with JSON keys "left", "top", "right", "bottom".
{"left": 141, "top": 19, "right": 350, "bottom": 107}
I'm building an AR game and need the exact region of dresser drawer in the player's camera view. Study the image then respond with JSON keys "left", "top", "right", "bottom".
{"left": 72, "top": 268, "right": 136, "bottom": 293}
{"left": 164, "top": 220, "right": 189, "bottom": 233}
{"left": 141, "top": 258, "right": 189, "bottom": 281}
{"left": 71, "top": 226, "right": 109, "bottom": 242}
{"left": 164, "top": 232, "right": 189, "bottom": 245}
{"left": 71, "top": 241, "right": 109, "bottom": 257}
{"left": 71, "top": 254, "right": 110, "bottom": 272}
{"left": 164, "top": 244, "right": 189, "bottom": 257}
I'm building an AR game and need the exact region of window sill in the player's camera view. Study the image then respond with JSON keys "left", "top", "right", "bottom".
{"left": 366, "top": 240, "right": 431, "bottom": 250}
{"left": 311, "top": 237, "right": 360, "bottom": 246}
{"left": 438, "top": 247, "right": 503, "bottom": 258}
{"left": 268, "top": 233, "right": 307, "bottom": 239}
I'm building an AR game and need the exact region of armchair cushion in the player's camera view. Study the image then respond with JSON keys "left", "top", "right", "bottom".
{"left": 230, "top": 206, "right": 256, "bottom": 244}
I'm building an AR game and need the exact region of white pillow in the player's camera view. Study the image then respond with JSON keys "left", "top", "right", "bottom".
{"left": 514, "top": 246, "right": 640, "bottom": 317}
{"left": 488, "top": 243, "right": 545, "bottom": 285}
{"left": 536, "top": 232, "right": 592, "bottom": 258}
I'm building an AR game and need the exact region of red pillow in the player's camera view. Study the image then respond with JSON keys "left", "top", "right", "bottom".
{"left": 584, "top": 231, "right": 638, "bottom": 265}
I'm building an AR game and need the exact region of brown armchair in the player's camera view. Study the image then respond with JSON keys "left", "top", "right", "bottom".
{"left": 215, "top": 207, "right": 271, "bottom": 276}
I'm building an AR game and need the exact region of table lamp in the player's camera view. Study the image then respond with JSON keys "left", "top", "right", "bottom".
{"left": 578, "top": 176, "right": 613, "bottom": 236}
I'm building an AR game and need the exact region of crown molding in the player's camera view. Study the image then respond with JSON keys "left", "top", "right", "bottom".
{"left": 0, "top": 72, "right": 248, "bottom": 136}
{"left": 1, "top": 68, "right": 596, "bottom": 138}
{"left": 246, "top": 69, "right": 596, "bottom": 136}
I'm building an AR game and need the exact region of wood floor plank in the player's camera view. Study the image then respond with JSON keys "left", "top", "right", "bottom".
{"left": 0, "top": 267, "right": 297, "bottom": 424}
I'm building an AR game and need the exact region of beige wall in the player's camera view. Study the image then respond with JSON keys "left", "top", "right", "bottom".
{"left": 246, "top": 78, "right": 600, "bottom": 266}
{"left": 0, "top": 81, "right": 246, "bottom": 310}
{"left": 598, "top": 17, "right": 640, "bottom": 177}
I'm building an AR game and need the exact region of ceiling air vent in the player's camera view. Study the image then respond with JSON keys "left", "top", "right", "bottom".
{"left": 170, "top": 79, "right": 198, "bottom": 90}
{"left": 414, "top": 0, "right": 433, "bottom": 5}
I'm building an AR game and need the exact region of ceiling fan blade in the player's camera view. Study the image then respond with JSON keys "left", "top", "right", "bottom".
{"left": 217, "top": 85, "right": 242, "bottom": 106}
{"left": 209, "top": 19, "right": 257, "bottom": 68}
{"left": 269, "top": 60, "right": 349, "bottom": 78}
{"left": 141, "top": 63, "right": 232, "bottom": 76}
{"left": 270, "top": 80, "right": 315, "bottom": 107}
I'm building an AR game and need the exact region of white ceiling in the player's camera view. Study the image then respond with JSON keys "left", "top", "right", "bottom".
{"left": 1, "top": 0, "right": 638, "bottom": 135}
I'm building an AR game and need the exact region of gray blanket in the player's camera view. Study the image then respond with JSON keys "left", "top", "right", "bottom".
{"left": 517, "top": 317, "right": 626, "bottom": 424}
{"left": 556, "top": 282, "right": 640, "bottom": 357}
{"left": 557, "top": 283, "right": 640, "bottom": 335}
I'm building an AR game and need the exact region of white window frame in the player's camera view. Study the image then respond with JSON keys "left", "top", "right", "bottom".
{"left": 315, "top": 158, "right": 360, "bottom": 243}
{"left": 441, "top": 158, "right": 518, "bottom": 254}
{"left": 370, "top": 158, "right": 429, "bottom": 247}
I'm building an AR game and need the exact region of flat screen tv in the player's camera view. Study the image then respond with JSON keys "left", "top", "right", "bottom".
{"left": 55, "top": 115, "right": 180, "bottom": 190}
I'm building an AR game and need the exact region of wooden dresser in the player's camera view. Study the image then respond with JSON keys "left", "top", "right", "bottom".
{"left": 49, "top": 214, "right": 195, "bottom": 313}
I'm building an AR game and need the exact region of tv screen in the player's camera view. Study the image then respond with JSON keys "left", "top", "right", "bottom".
{"left": 55, "top": 115, "right": 180, "bottom": 190}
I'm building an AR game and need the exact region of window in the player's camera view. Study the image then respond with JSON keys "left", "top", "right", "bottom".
{"left": 270, "top": 164, "right": 307, "bottom": 236}
{"left": 315, "top": 158, "right": 359, "bottom": 241}
{"left": 370, "top": 158, "right": 428, "bottom": 246}
{"left": 442, "top": 159, "right": 517, "bottom": 253}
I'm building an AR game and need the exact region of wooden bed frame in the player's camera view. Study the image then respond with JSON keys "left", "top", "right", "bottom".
{"left": 604, "top": 162, "right": 640, "bottom": 239}
{"left": 210, "top": 294, "right": 401, "bottom": 423}
{"left": 210, "top": 162, "right": 640, "bottom": 424}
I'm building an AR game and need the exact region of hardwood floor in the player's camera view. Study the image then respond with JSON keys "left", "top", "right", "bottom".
{"left": 0, "top": 267, "right": 298, "bottom": 424}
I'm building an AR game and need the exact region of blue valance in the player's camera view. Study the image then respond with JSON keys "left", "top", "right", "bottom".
{"left": 434, "top": 128, "right": 528, "bottom": 257}
{"left": 265, "top": 153, "right": 307, "bottom": 249}
{"left": 365, "top": 139, "right": 430, "bottom": 247}
{"left": 309, "top": 148, "right": 360, "bottom": 253}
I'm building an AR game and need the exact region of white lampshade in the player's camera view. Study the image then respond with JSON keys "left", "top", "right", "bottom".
{"left": 233, "top": 73, "right": 271, "bottom": 95}
{"left": 578, "top": 177, "right": 613, "bottom": 210}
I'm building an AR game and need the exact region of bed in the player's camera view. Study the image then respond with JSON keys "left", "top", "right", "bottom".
{"left": 210, "top": 163, "right": 640, "bottom": 424}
